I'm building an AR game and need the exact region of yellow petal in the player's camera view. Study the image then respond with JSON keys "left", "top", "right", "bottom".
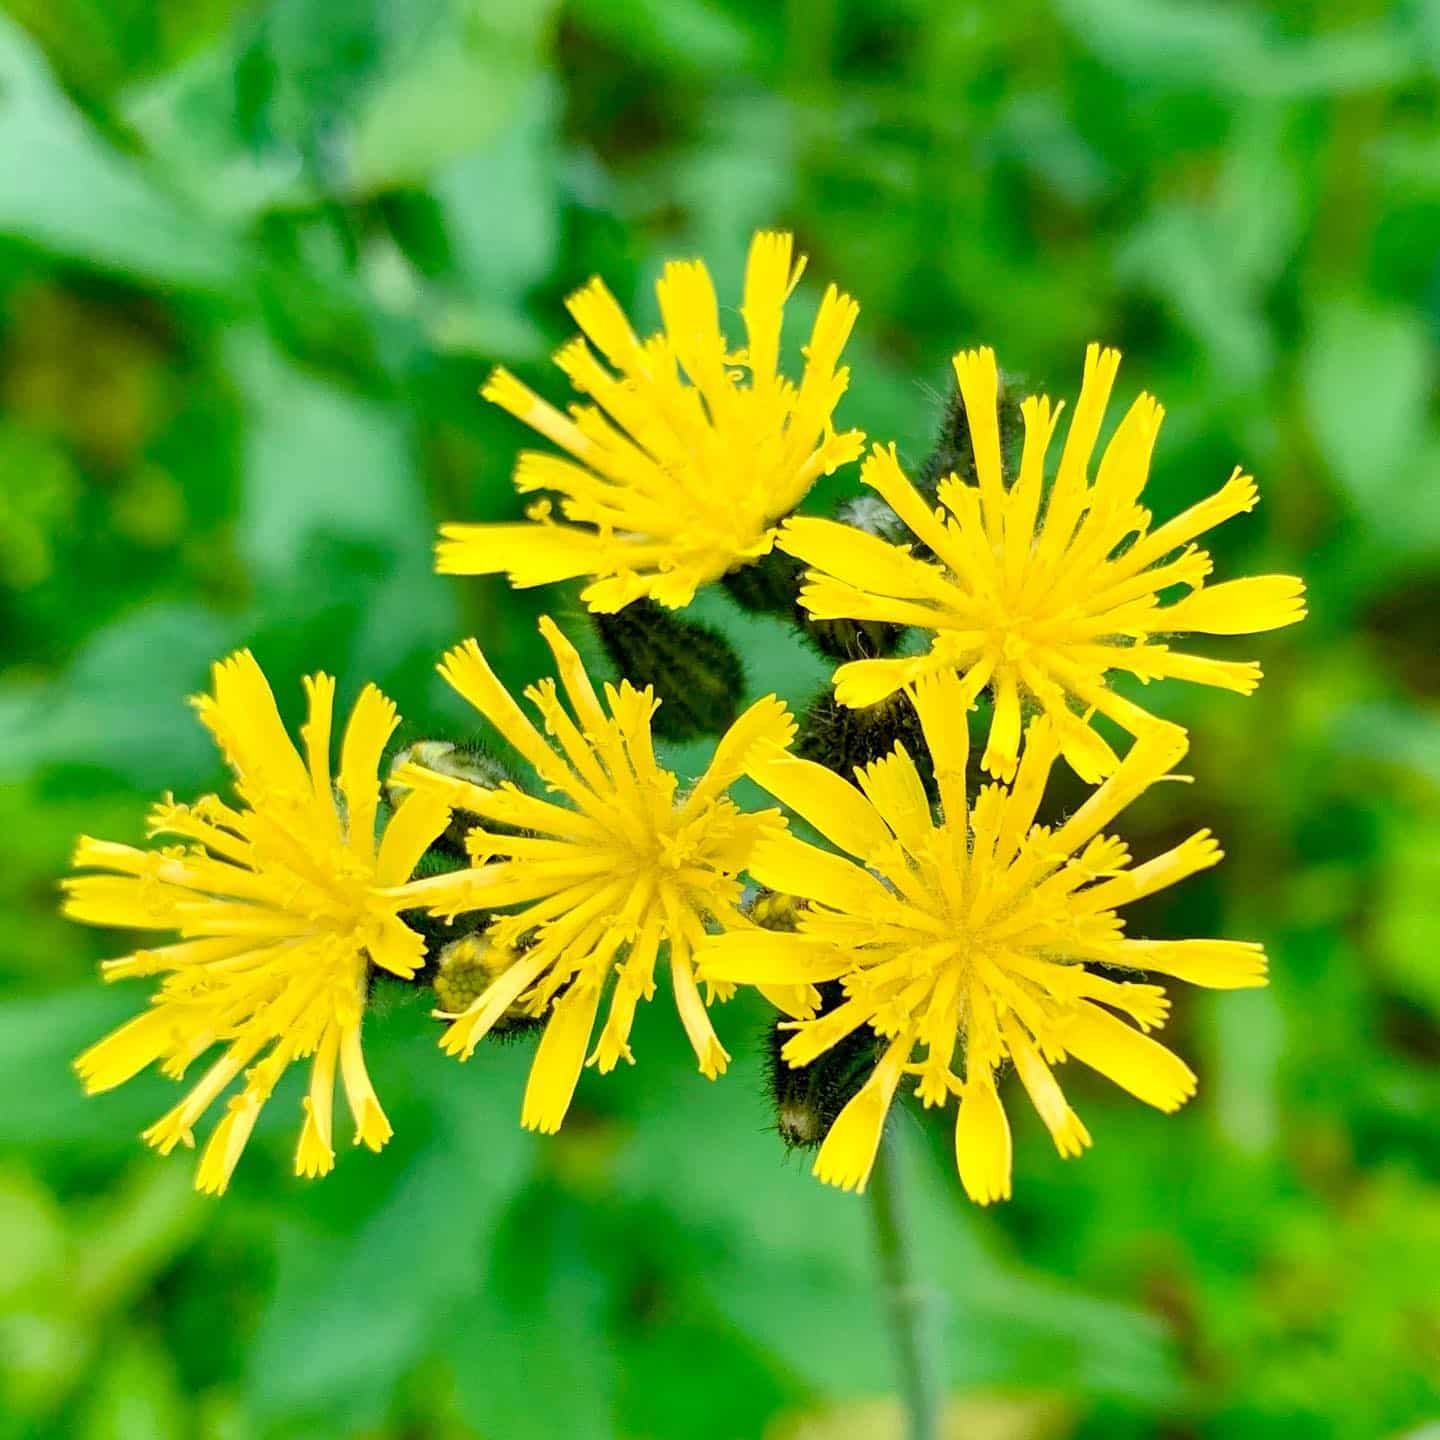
{"left": 1042, "top": 342, "right": 1121, "bottom": 548}
{"left": 812, "top": 1040, "right": 908, "bottom": 1194}
{"left": 831, "top": 657, "right": 924, "bottom": 709}
{"left": 364, "top": 911, "right": 428, "bottom": 980}
{"left": 195, "top": 1091, "right": 263, "bottom": 1196}
{"left": 744, "top": 743, "right": 891, "bottom": 861}
{"left": 1116, "top": 938, "right": 1267, "bottom": 989}
{"left": 741, "top": 229, "right": 802, "bottom": 394}
{"left": 536, "top": 614, "right": 611, "bottom": 739}
{"left": 1161, "top": 575, "right": 1307, "bottom": 635}
{"left": 671, "top": 952, "right": 730, "bottom": 1080}
{"left": 747, "top": 830, "right": 893, "bottom": 914}
{"left": 338, "top": 684, "right": 399, "bottom": 863}
{"left": 436, "top": 639, "right": 559, "bottom": 779}
{"left": 908, "top": 669, "right": 972, "bottom": 823}
{"left": 756, "top": 982, "right": 821, "bottom": 1019}
{"left": 338, "top": 1021, "right": 392, "bottom": 1151}
{"left": 780, "top": 516, "right": 942, "bottom": 601}
{"left": 688, "top": 695, "right": 796, "bottom": 810}
{"left": 950, "top": 347, "right": 1004, "bottom": 535}
{"left": 436, "top": 521, "right": 608, "bottom": 585}
{"left": 75, "top": 1007, "right": 175, "bottom": 1093}
{"left": 695, "top": 929, "right": 854, "bottom": 986}
{"left": 375, "top": 792, "right": 452, "bottom": 888}
{"left": 1074, "top": 828, "right": 1222, "bottom": 913}
{"left": 481, "top": 365, "right": 593, "bottom": 457}
{"left": 439, "top": 947, "right": 552, "bottom": 1059}
{"left": 521, "top": 981, "right": 603, "bottom": 1134}
{"left": 954, "top": 1069, "right": 1012, "bottom": 1205}
{"left": 1003, "top": 394, "right": 1061, "bottom": 583}
{"left": 1058, "top": 1002, "right": 1197, "bottom": 1113}
{"left": 299, "top": 673, "right": 337, "bottom": 810}
{"left": 1141, "top": 651, "right": 1262, "bottom": 695}
{"left": 980, "top": 668, "right": 1022, "bottom": 782}
{"left": 1002, "top": 1015, "right": 1091, "bottom": 1159}
{"left": 854, "top": 747, "right": 932, "bottom": 854}
{"left": 1049, "top": 722, "right": 1188, "bottom": 858}
{"left": 195, "top": 650, "right": 310, "bottom": 801}
{"left": 295, "top": 1027, "right": 339, "bottom": 1179}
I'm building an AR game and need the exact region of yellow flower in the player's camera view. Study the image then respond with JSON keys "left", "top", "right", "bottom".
{"left": 397, "top": 617, "right": 796, "bottom": 1133}
{"left": 697, "top": 670, "right": 1267, "bottom": 1201}
{"left": 437, "top": 230, "right": 864, "bottom": 613}
{"left": 65, "top": 652, "right": 452, "bottom": 1195}
{"left": 780, "top": 344, "right": 1307, "bottom": 782}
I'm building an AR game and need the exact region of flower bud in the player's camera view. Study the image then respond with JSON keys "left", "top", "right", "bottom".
{"left": 914, "top": 366, "right": 1024, "bottom": 502}
{"left": 795, "top": 687, "right": 932, "bottom": 788}
{"left": 593, "top": 598, "right": 745, "bottom": 740}
{"left": 387, "top": 740, "right": 519, "bottom": 858}
{"left": 725, "top": 515, "right": 904, "bottom": 662}
{"left": 765, "top": 981, "right": 883, "bottom": 1151}
{"left": 433, "top": 932, "right": 544, "bottom": 1043}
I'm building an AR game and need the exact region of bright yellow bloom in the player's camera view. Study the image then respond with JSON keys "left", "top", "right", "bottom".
{"left": 437, "top": 230, "right": 864, "bottom": 613}
{"left": 781, "top": 344, "right": 1307, "bottom": 782}
{"left": 697, "top": 671, "right": 1267, "bottom": 1201}
{"left": 65, "top": 652, "right": 452, "bottom": 1195}
{"left": 397, "top": 617, "right": 796, "bottom": 1132}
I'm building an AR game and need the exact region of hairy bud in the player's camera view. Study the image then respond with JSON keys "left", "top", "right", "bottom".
{"left": 593, "top": 598, "right": 745, "bottom": 740}
{"left": 747, "top": 893, "right": 882, "bottom": 1150}
{"left": 726, "top": 513, "right": 905, "bottom": 661}
{"left": 915, "top": 367, "right": 1025, "bottom": 501}
{"left": 795, "top": 687, "right": 931, "bottom": 787}
{"left": 388, "top": 739, "right": 518, "bottom": 858}
{"left": 766, "top": 981, "right": 883, "bottom": 1151}
{"left": 433, "top": 932, "right": 544, "bottom": 1043}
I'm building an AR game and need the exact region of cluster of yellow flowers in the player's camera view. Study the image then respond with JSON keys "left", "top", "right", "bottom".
{"left": 66, "top": 232, "right": 1304, "bottom": 1200}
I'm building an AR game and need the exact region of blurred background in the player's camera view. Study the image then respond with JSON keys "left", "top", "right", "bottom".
{"left": 2, "top": 0, "right": 1438, "bottom": 1436}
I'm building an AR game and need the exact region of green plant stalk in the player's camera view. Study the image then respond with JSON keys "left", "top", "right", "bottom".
{"left": 869, "top": 1124, "right": 944, "bottom": 1440}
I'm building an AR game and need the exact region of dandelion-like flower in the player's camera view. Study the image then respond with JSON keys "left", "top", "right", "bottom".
{"left": 697, "top": 670, "right": 1267, "bottom": 1201}
{"left": 437, "top": 230, "right": 864, "bottom": 613}
{"left": 64, "top": 652, "right": 452, "bottom": 1194}
{"left": 398, "top": 617, "right": 795, "bottom": 1133}
{"left": 780, "top": 344, "right": 1307, "bottom": 782}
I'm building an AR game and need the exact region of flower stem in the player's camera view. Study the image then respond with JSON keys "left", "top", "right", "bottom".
{"left": 869, "top": 1123, "right": 944, "bottom": 1440}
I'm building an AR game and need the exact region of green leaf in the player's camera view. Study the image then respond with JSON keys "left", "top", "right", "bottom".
{"left": 122, "top": 40, "right": 312, "bottom": 221}
{"left": 610, "top": 1042, "right": 1178, "bottom": 1406}
{"left": 443, "top": 1181, "right": 619, "bottom": 1440}
{"left": 126, "top": 0, "right": 555, "bottom": 216}
{"left": 0, "top": 605, "right": 236, "bottom": 790}
{"left": 225, "top": 329, "right": 458, "bottom": 684}
{"left": 0, "top": 16, "right": 243, "bottom": 288}
{"left": 1301, "top": 297, "right": 1440, "bottom": 556}
{"left": 1058, "top": 0, "right": 1413, "bottom": 97}
{"left": 246, "top": 1026, "right": 534, "bottom": 1427}
{"left": 431, "top": 75, "right": 561, "bottom": 303}
{"left": 227, "top": 330, "right": 422, "bottom": 580}
{"left": 80, "top": 1331, "right": 187, "bottom": 1440}
{"left": 348, "top": 0, "right": 557, "bottom": 192}
{"left": 0, "top": 988, "right": 159, "bottom": 1150}
{"left": 567, "top": 0, "right": 759, "bottom": 73}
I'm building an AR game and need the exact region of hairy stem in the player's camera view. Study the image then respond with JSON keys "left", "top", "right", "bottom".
{"left": 869, "top": 1123, "right": 945, "bottom": 1440}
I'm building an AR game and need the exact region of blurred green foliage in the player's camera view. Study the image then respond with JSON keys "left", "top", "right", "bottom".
{"left": 1, "top": 0, "right": 1437, "bottom": 1436}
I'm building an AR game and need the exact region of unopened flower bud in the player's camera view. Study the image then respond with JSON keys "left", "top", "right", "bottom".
{"left": 433, "top": 932, "right": 543, "bottom": 1043}
{"left": 795, "top": 687, "right": 932, "bottom": 788}
{"left": 766, "top": 982, "right": 882, "bottom": 1152}
{"left": 593, "top": 598, "right": 745, "bottom": 740}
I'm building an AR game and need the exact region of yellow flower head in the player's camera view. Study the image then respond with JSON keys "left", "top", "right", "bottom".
{"left": 697, "top": 670, "right": 1267, "bottom": 1201}
{"left": 398, "top": 617, "right": 796, "bottom": 1133}
{"left": 437, "top": 230, "right": 865, "bottom": 613}
{"left": 781, "top": 344, "right": 1307, "bottom": 782}
{"left": 65, "top": 652, "right": 452, "bottom": 1195}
